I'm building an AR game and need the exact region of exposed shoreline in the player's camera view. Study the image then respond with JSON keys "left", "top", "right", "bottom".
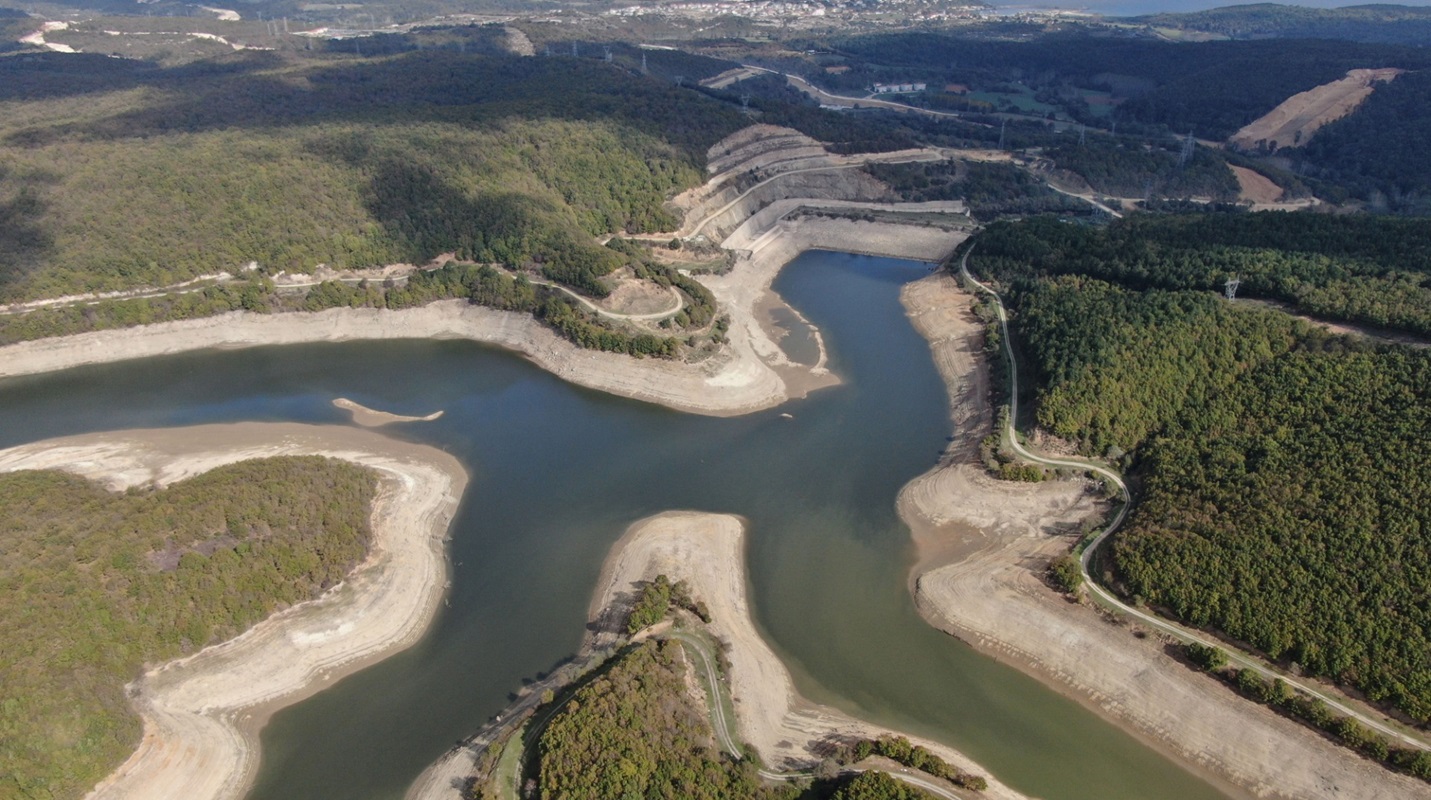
{"left": 896, "top": 272, "right": 1427, "bottom": 799}
{"left": 0, "top": 423, "right": 468, "bottom": 800}
{"left": 0, "top": 123, "right": 965, "bottom": 420}
{"left": 588, "top": 511, "right": 1027, "bottom": 800}
{"left": 0, "top": 217, "right": 957, "bottom": 419}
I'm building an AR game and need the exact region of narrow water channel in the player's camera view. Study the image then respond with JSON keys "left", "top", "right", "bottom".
{"left": 0, "top": 251, "right": 1227, "bottom": 799}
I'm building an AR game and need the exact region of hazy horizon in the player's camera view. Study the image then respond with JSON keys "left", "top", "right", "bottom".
{"left": 993, "top": 0, "right": 1431, "bottom": 17}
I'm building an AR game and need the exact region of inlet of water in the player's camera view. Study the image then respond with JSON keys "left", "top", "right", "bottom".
{"left": 0, "top": 251, "right": 1226, "bottom": 800}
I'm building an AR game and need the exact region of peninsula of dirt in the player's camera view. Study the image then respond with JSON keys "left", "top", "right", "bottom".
{"left": 411, "top": 510, "right": 1027, "bottom": 800}
{"left": 897, "top": 272, "right": 1427, "bottom": 799}
{"left": 0, "top": 423, "right": 467, "bottom": 800}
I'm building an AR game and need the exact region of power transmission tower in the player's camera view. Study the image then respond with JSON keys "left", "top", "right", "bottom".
{"left": 641, "top": 52, "right": 648, "bottom": 74}
{"left": 1224, "top": 276, "right": 1241, "bottom": 300}
{"left": 1078, "top": 124, "right": 1086, "bottom": 147}
{"left": 545, "top": 44, "right": 552, "bottom": 57}
{"left": 571, "top": 41, "right": 578, "bottom": 57}
{"left": 998, "top": 119, "right": 1006, "bottom": 150}
{"left": 1178, "top": 130, "right": 1195, "bottom": 167}
{"left": 740, "top": 93, "right": 751, "bottom": 112}
{"left": 603, "top": 45, "right": 612, "bottom": 63}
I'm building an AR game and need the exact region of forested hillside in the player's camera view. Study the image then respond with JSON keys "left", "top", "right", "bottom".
{"left": 534, "top": 640, "right": 791, "bottom": 800}
{"left": 971, "top": 212, "right": 1431, "bottom": 336}
{"left": 1129, "top": 4, "right": 1431, "bottom": 46}
{"left": 523, "top": 637, "right": 950, "bottom": 800}
{"left": 867, "top": 160, "right": 1087, "bottom": 220}
{"left": 1043, "top": 139, "right": 1238, "bottom": 200}
{"left": 0, "top": 50, "right": 746, "bottom": 301}
{"left": 1115, "top": 348, "right": 1431, "bottom": 723}
{"left": 1293, "top": 68, "right": 1431, "bottom": 210}
{"left": 821, "top": 34, "right": 1431, "bottom": 139}
{"left": 0, "top": 457, "right": 377, "bottom": 800}
{"left": 965, "top": 212, "right": 1431, "bottom": 729}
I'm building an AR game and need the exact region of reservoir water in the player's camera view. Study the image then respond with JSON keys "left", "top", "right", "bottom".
{"left": 0, "top": 251, "right": 1227, "bottom": 800}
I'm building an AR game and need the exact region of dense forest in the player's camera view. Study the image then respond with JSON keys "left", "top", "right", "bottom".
{"left": 965, "top": 212, "right": 1431, "bottom": 732}
{"left": 533, "top": 639, "right": 792, "bottom": 800}
{"left": 1115, "top": 348, "right": 1431, "bottom": 722}
{"left": 0, "top": 50, "right": 747, "bottom": 302}
{"left": 1292, "top": 68, "right": 1431, "bottom": 211}
{"left": 1042, "top": 139, "right": 1238, "bottom": 200}
{"left": 970, "top": 212, "right": 1431, "bottom": 336}
{"left": 866, "top": 160, "right": 1088, "bottom": 221}
{"left": 0, "top": 457, "right": 377, "bottom": 800}
{"left": 520, "top": 638, "right": 955, "bottom": 800}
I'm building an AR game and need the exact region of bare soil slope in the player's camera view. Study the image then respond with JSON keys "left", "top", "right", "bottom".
{"left": 1230, "top": 68, "right": 1404, "bottom": 151}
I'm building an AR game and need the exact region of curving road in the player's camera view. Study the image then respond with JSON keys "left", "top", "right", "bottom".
{"left": 958, "top": 249, "right": 1431, "bottom": 753}
{"left": 523, "top": 274, "right": 685, "bottom": 322}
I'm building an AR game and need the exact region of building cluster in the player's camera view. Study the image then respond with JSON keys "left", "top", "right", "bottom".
{"left": 873, "top": 82, "right": 927, "bottom": 93}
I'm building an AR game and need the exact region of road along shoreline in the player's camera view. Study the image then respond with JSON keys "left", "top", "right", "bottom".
{"left": 897, "top": 270, "right": 1428, "bottom": 799}
{"left": 0, "top": 423, "right": 468, "bottom": 800}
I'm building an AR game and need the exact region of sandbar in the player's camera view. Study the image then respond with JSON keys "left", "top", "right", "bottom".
{"left": 334, "top": 397, "right": 445, "bottom": 426}
{"left": 0, "top": 423, "right": 467, "bottom": 800}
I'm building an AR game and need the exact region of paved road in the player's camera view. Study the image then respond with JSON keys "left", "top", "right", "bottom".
{"left": 958, "top": 249, "right": 1431, "bottom": 753}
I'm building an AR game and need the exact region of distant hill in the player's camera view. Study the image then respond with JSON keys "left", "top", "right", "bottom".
{"left": 1129, "top": 3, "right": 1431, "bottom": 45}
